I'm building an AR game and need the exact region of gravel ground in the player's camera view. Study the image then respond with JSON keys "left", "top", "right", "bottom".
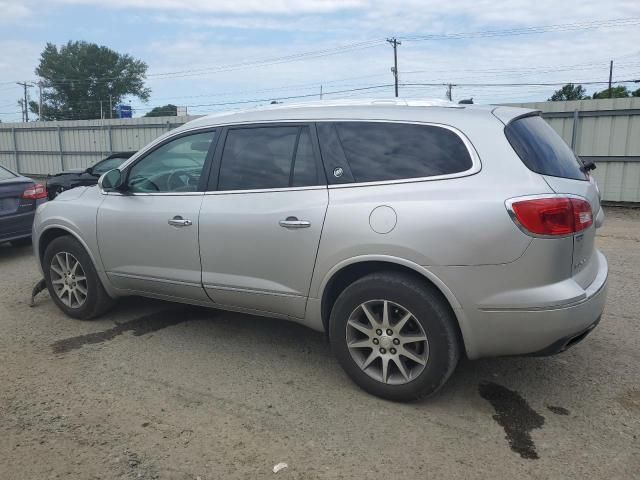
{"left": 0, "top": 207, "right": 638, "bottom": 479}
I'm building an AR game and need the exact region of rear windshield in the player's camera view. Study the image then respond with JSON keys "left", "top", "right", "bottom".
{"left": 0, "top": 166, "right": 18, "bottom": 180}
{"left": 504, "top": 115, "right": 587, "bottom": 181}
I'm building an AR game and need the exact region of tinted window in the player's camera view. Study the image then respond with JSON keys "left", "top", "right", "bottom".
{"left": 0, "top": 166, "right": 17, "bottom": 180}
{"left": 92, "top": 156, "right": 128, "bottom": 175}
{"left": 331, "top": 122, "right": 473, "bottom": 183}
{"left": 218, "top": 126, "right": 320, "bottom": 191}
{"left": 292, "top": 128, "right": 319, "bottom": 187}
{"left": 505, "top": 116, "right": 587, "bottom": 181}
{"left": 127, "top": 131, "right": 215, "bottom": 193}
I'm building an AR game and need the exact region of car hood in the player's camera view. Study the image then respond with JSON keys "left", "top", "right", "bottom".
{"left": 53, "top": 185, "right": 91, "bottom": 201}
{"left": 49, "top": 169, "right": 85, "bottom": 177}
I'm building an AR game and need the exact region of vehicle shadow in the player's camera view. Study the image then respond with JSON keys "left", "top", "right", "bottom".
{"left": 79, "top": 295, "right": 599, "bottom": 410}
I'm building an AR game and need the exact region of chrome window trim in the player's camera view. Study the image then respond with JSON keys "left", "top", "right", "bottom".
{"left": 204, "top": 184, "right": 327, "bottom": 196}
{"left": 103, "top": 119, "right": 479, "bottom": 195}
{"left": 505, "top": 193, "right": 593, "bottom": 239}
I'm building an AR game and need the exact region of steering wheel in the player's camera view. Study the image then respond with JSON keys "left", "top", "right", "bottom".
{"left": 167, "top": 170, "right": 199, "bottom": 191}
{"left": 129, "top": 175, "right": 160, "bottom": 191}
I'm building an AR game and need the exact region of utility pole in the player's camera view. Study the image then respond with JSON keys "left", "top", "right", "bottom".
{"left": 608, "top": 60, "right": 613, "bottom": 98}
{"left": 446, "top": 84, "right": 456, "bottom": 102}
{"left": 109, "top": 95, "right": 113, "bottom": 119}
{"left": 386, "top": 37, "right": 401, "bottom": 97}
{"left": 38, "top": 81, "right": 43, "bottom": 120}
{"left": 100, "top": 100, "right": 103, "bottom": 119}
{"left": 320, "top": 85, "right": 323, "bottom": 100}
{"left": 16, "top": 81, "right": 34, "bottom": 122}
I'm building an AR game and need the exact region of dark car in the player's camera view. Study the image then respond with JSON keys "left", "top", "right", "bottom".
{"left": 46, "top": 152, "right": 135, "bottom": 199}
{"left": 0, "top": 165, "right": 47, "bottom": 246}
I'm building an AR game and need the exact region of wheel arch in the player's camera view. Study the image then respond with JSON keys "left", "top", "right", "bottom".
{"left": 318, "top": 256, "right": 472, "bottom": 357}
{"left": 37, "top": 226, "right": 106, "bottom": 282}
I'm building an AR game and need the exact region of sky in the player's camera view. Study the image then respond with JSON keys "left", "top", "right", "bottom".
{"left": 1, "top": 0, "right": 640, "bottom": 122}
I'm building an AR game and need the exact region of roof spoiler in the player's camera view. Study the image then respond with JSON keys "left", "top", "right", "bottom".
{"left": 491, "top": 106, "right": 541, "bottom": 126}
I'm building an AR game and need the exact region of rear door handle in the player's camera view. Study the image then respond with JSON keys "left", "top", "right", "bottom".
{"left": 279, "top": 216, "right": 311, "bottom": 229}
{"left": 168, "top": 216, "right": 192, "bottom": 227}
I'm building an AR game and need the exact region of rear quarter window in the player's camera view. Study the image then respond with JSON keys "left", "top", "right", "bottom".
{"left": 319, "top": 122, "right": 473, "bottom": 183}
{"left": 504, "top": 115, "right": 587, "bottom": 181}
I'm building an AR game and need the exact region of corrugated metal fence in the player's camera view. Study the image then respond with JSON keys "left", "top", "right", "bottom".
{"left": 0, "top": 116, "right": 199, "bottom": 175}
{"left": 1, "top": 99, "right": 639, "bottom": 202}
{"left": 507, "top": 98, "right": 640, "bottom": 203}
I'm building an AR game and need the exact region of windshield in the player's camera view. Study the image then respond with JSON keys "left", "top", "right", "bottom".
{"left": 505, "top": 115, "right": 587, "bottom": 181}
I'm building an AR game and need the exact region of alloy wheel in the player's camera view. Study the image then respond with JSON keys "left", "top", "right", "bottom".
{"left": 50, "top": 252, "right": 88, "bottom": 308}
{"left": 346, "top": 299, "right": 429, "bottom": 385}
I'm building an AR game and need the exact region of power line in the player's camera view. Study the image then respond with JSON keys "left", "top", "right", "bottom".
{"left": 401, "top": 17, "right": 640, "bottom": 42}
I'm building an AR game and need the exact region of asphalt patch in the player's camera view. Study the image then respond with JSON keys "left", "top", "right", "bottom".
{"left": 51, "top": 308, "right": 204, "bottom": 354}
{"left": 479, "top": 381, "right": 545, "bottom": 460}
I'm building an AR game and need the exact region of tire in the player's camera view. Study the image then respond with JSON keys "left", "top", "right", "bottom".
{"left": 43, "top": 235, "right": 115, "bottom": 320}
{"left": 11, "top": 237, "right": 32, "bottom": 247}
{"left": 329, "top": 272, "right": 460, "bottom": 401}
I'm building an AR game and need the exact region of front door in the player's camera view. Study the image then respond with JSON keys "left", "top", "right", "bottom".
{"left": 199, "top": 124, "right": 328, "bottom": 318}
{"left": 97, "top": 129, "right": 218, "bottom": 302}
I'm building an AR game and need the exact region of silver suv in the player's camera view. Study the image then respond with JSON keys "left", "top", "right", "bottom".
{"left": 33, "top": 99, "right": 608, "bottom": 401}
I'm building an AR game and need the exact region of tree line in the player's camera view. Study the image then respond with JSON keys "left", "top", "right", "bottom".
{"left": 14, "top": 41, "right": 640, "bottom": 121}
{"left": 548, "top": 83, "right": 640, "bottom": 101}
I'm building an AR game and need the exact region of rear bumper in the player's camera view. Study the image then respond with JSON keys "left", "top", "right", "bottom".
{"left": 0, "top": 210, "right": 35, "bottom": 243}
{"left": 459, "top": 250, "right": 608, "bottom": 359}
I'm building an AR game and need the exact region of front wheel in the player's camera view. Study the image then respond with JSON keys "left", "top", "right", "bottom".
{"left": 330, "top": 272, "right": 460, "bottom": 401}
{"left": 43, "top": 235, "right": 115, "bottom": 319}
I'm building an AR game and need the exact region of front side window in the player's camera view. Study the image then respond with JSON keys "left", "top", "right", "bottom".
{"left": 322, "top": 122, "right": 473, "bottom": 183}
{"left": 217, "top": 126, "right": 320, "bottom": 191}
{"left": 127, "top": 131, "right": 216, "bottom": 193}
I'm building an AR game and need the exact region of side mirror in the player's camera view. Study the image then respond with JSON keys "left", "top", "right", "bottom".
{"left": 98, "top": 169, "right": 123, "bottom": 191}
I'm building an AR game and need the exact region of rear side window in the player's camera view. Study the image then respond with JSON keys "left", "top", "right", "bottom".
{"left": 505, "top": 115, "right": 587, "bottom": 181}
{"left": 324, "top": 122, "right": 473, "bottom": 183}
{"left": 218, "top": 126, "right": 320, "bottom": 191}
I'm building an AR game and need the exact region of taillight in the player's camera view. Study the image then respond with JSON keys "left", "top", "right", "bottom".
{"left": 21, "top": 183, "right": 47, "bottom": 200}
{"left": 508, "top": 196, "right": 593, "bottom": 236}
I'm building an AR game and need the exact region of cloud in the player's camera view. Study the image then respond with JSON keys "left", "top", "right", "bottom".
{"left": 0, "top": 1, "right": 30, "bottom": 23}
{"left": 52, "top": 0, "right": 366, "bottom": 15}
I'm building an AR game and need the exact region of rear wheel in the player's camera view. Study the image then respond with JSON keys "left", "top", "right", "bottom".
{"left": 330, "top": 272, "right": 460, "bottom": 401}
{"left": 43, "top": 235, "right": 115, "bottom": 319}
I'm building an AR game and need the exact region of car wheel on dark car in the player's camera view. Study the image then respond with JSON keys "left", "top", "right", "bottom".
{"left": 330, "top": 272, "right": 461, "bottom": 401}
{"left": 43, "top": 235, "right": 115, "bottom": 319}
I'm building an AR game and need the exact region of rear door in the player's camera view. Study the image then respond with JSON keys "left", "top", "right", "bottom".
{"left": 504, "top": 115, "right": 601, "bottom": 287}
{"left": 198, "top": 123, "right": 328, "bottom": 318}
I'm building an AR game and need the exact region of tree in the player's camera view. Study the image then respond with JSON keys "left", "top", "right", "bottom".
{"left": 591, "top": 86, "right": 631, "bottom": 99}
{"left": 144, "top": 104, "right": 177, "bottom": 117}
{"left": 27, "top": 41, "right": 150, "bottom": 120}
{"left": 548, "top": 84, "right": 589, "bottom": 101}
{"left": 632, "top": 88, "right": 640, "bottom": 97}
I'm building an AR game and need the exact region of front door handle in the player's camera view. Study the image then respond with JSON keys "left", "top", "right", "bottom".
{"left": 279, "top": 216, "right": 311, "bottom": 229}
{"left": 168, "top": 216, "right": 192, "bottom": 227}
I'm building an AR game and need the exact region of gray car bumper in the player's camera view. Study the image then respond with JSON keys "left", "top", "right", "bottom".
{"left": 449, "top": 250, "right": 608, "bottom": 359}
